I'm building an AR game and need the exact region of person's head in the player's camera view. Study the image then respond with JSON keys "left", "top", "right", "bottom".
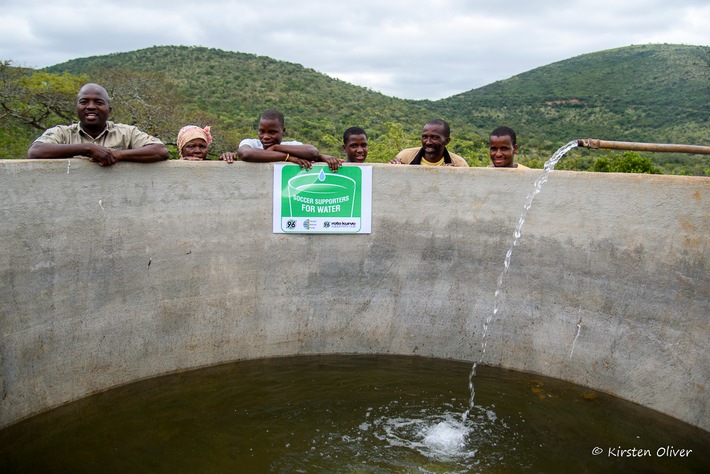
{"left": 342, "top": 127, "right": 368, "bottom": 163}
{"left": 258, "top": 109, "right": 286, "bottom": 148}
{"left": 177, "top": 125, "right": 212, "bottom": 160}
{"left": 76, "top": 83, "right": 111, "bottom": 134}
{"left": 421, "top": 119, "right": 451, "bottom": 162}
{"left": 489, "top": 126, "right": 519, "bottom": 168}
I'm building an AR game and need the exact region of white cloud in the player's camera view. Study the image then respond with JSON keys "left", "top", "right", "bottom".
{"left": 1, "top": 0, "right": 708, "bottom": 99}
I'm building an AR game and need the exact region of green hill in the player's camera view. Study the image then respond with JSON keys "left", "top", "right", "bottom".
{"left": 9, "top": 43, "right": 710, "bottom": 174}
{"left": 44, "top": 46, "right": 445, "bottom": 159}
{"left": 428, "top": 44, "right": 710, "bottom": 143}
{"left": 425, "top": 44, "right": 710, "bottom": 173}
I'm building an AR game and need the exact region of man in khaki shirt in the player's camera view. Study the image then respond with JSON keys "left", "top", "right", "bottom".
{"left": 28, "top": 83, "right": 168, "bottom": 166}
{"left": 390, "top": 119, "right": 468, "bottom": 167}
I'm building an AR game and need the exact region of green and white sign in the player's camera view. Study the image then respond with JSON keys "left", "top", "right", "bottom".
{"left": 273, "top": 164, "right": 372, "bottom": 233}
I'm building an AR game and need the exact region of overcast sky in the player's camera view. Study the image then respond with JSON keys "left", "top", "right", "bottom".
{"left": 2, "top": 0, "right": 708, "bottom": 100}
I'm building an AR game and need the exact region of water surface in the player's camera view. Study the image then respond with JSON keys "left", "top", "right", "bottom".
{"left": 1, "top": 355, "right": 707, "bottom": 473}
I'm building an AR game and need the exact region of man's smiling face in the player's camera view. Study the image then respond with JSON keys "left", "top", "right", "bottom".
{"left": 420, "top": 123, "right": 450, "bottom": 162}
{"left": 76, "top": 84, "right": 111, "bottom": 133}
{"left": 489, "top": 134, "right": 518, "bottom": 167}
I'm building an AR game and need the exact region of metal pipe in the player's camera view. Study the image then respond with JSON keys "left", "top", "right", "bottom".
{"left": 577, "top": 139, "right": 710, "bottom": 155}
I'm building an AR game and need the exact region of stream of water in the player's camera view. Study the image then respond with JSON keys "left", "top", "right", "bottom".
{"left": 465, "top": 141, "right": 580, "bottom": 422}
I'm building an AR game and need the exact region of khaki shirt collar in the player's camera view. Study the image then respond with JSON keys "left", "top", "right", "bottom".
{"left": 78, "top": 120, "right": 113, "bottom": 141}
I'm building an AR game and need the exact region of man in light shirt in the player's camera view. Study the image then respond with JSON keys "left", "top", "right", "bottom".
{"left": 28, "top": 83, "right": 168, "bottom": 166}
{"left": 390, "top": 119, "right": 468, "bottom": 167}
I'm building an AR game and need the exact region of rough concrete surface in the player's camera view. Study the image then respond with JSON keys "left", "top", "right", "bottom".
{"left": 1, "top": 159, "right": 708, "bottom": 431}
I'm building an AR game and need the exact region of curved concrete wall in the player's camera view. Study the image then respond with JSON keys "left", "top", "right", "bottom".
{"left": 1, "top": 159, "right": 708, "bottom": 431}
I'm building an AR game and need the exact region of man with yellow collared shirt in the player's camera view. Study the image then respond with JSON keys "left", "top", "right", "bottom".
{"left": 389, "top": 119, "right": 468, "bottom": 167}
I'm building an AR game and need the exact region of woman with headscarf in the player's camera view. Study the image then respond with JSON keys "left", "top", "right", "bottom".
{"left": 176, "top": 125, "right": 233, "bottom": 162}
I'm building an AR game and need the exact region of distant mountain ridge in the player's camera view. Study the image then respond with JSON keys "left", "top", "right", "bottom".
{"left": 427, "top": 44, "right": 710, "bottom": 145}
{"left": 44, "top": 43, "right": 710, "bottom": 173}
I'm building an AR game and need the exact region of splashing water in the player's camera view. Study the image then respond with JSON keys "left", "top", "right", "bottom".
{"left": 463, "top": 141, "right": 579, "bottom": 422}
{"left": 422, "top": 420, "right": 467, "bottom": 451}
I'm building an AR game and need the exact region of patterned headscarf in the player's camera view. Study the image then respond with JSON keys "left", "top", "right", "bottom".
{"left": 177, "top": 125, "right": 212, "bottom": 159}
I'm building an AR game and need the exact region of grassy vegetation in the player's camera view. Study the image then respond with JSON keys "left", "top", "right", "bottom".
{"left": 2, "top": 44, "right": 708, "bottom": 174}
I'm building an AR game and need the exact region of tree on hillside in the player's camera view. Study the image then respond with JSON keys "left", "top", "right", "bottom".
{"left": 592, "top": 151, "right": 660, "bottom": 174}
{"left": 0, "top": 60, "right": 86, "bottom": 131}
{"left": 367, "top": 122, "right": 416, "bottom": 162}
{"left": 0, "top": 61, "right": 89, "bottom": 157}
{"left": 0, "top": 61, "right": 220, "bottom": 159}
{"left": 90, "top": 68, "right": 190, "bottom": 143}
